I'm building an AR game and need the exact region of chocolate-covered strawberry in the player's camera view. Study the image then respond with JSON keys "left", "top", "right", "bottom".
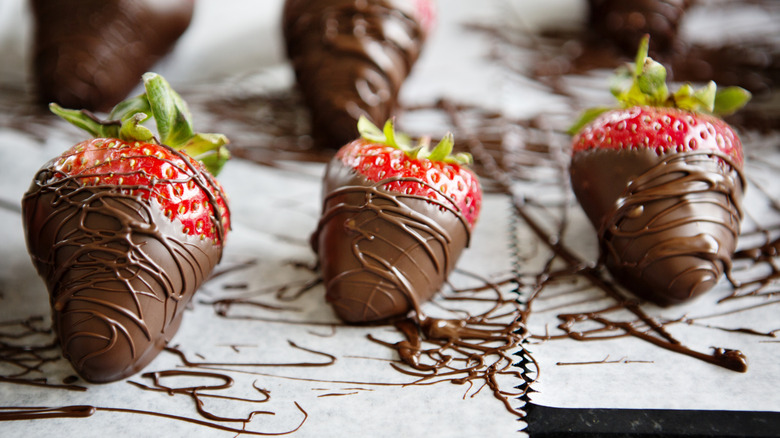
{"left": 312, "top": 117, "right": 481, "bottom": 323}
{"left": 22, "top": 73, "right": 230, "bottom": 383}
{"left": 569, "top": 36, "right": 751, "bottom": 306}
{"left": 32, "top": 0, "right": 194, "bottom": 112}
{"left": 282, "top": 0, "right": 434, "bottom": 149}
{"left": 587, "top": 0, "right": 692, "bottom": 54}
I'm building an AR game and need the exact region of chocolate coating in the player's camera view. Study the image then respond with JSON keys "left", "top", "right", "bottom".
{"left": 31, "top": 0, "right": 194, "bottom": 112}
{"left": 312, "top": 156, "right": 471, "bottom": 323}
{"left": 570, "top": 149, "right": 744, "bottom": 305}
{"left": 587, "top": 0, "right": 692, "bottom": 54}
{"left": 282, "top": 0, "right": 428, "bottom": 149}
{"left": 22, "top": 165, "right": 223, "bottom": 383}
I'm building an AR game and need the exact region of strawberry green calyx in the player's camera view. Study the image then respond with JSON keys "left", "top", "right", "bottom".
{"left": 49, "top": 72, "right": 230, "bottom": 176}
{"left": 357, "top": 116, "right": 472, "bottom": 165}
{"left": 568, "top": 35, "right": 752, "bottom": 135}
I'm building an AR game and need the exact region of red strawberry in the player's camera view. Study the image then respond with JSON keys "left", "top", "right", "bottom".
{"left": 22, "top": 73, "right": 231, "bottom": 382}
{"left": 569, "top": 36, "right": 751, "bottom": 306}
{"left": 312, "top": 117, "right": 481, "bottom": 323}
{"left": 282, "top": 0, "right": 435, "bottom": 149}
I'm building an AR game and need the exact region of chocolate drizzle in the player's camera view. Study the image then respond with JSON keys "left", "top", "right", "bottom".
{"left": 210, "top": 266, "right": 526, "bottom": 417}
{"left": 21, "top": 165, "right": 225, "bottom": 382}
{"left": 571, "top": 149, "right": 745, "bottom": 305}
{"left": 312, "top": 157, "right": 471, "bottom": 322}
{"left": 283, "top": 0, "right": 428, "bottom": 148}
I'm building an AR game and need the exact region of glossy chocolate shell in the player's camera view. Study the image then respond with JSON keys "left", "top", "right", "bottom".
{"left": 22, "top": 166, "right": 223, "bottom": 383}
{"left": 312, "top": 156, "right": 471, "bottom": 323}
{"left": 570, "top": 148, "right": 744, "bottom": 305}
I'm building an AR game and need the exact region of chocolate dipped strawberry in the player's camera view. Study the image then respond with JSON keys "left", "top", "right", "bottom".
{"left": 22, "top": 73, "right": 230, "bottom": 382}
{"left": 32, "top": 0, "right": 194, "bottom": 111}
{"left": 587, "top": 0, "right": 693, "bottom": 54}
{"left": 312, "top": 117, "right": 481, "bottom": 323}
{"left": 282, "top": 0, "right": 435, "bottom": 149}
{"left": 569, "top": 36, "right": 751, "bottom": 306}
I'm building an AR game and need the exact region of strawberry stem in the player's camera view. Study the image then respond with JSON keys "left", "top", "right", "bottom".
{"left": 49, "top": 72, "right": 230, "bottom": 176}
{"left": 570, "top": 35, "right": 752, "bottom": 135}
{"left": 357, "top": 116, "right": 472, "bottom": 165}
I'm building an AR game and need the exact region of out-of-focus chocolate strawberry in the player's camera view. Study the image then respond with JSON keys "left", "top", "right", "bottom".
{"left": 31, "top": 0, "right": 194, "bottom": 112}
{"left": 587, "top": 0, "right": 693, "bottom": 54}
{"left": 282, "top": 0, "right": 435, "bottom": 149}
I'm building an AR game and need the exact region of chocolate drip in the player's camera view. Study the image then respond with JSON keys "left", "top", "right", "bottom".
{"left": 21, "top": 169, "right": 224, "bottom": 382}
{"left": 312, "top": 157, "right": 471, "bottom": 322}
{"left": 282, "top": 0, "right": 428, "bottom": 148}
{"left": 0, "top": 403, "right": 309, "bottom": 435}
{"left": 0, "top": 405, "right": 96, "bottom": 421}
{"left": 129, "top": 370, "right": 276, "bottom": 423}
{"left": 31, "top": 0, "right": 194, "bottom": 111}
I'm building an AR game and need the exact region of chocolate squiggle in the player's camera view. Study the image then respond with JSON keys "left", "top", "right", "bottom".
{"left": 571, "top": 149, "right": 744, "bottom": 305}
{"left": 22, "top": 170, "right": 224, "bottom": 382}
{"left": 312, "top": 158, "right": 471, "bottom": 322}
{"left": 283, "top": 0, "right": 427, "bottom": 148}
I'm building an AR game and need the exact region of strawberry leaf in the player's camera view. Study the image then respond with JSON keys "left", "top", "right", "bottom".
{"left": 693, "top": 81, "right": 717, "bottom": 113}
{"left": 571, "top": 34, "right": 752, "bottom": 136}
{"left": 108, "top": 94, "right": 151, "bottom": 122}
{"left": 356, "top": 116, "right": 470, "bottom": 165}
{"left": 636, "top": 58, "right": 669, "bottom": 104}
{"left": 49, "top": 72, "right": 231, "bottom": 176}
{"left": 425, "top": 132, "right": 454, "bottom": 162}
{"left": 180, "top": 133, "right": 231, "bottom": 176}
{"left": 49, "top": 103, "right": 119, "bottom": 139}
{"left": 143, "top": 72, "right": 194, "bottom": 149}
{"left": 119, "top": 113, "right": 154, "bottom": 142}
{"left": 568, "top": 106, "right": 611, "bottom": 135}
{"left": 450, "top": 152, "right": 474, "bottom": 165}
{"left": 357, "top": 115, "right": 386, "bottom": 143}
{"left": 714, "top": 86, "right": 752, "bottom": 116}
{"left": 670, "top": 83, "right": 698, "bottom": 111}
